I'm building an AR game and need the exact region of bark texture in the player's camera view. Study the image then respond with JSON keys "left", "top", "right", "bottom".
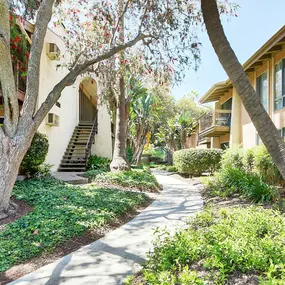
{"left": 110, "top": 0, "right": 130, "bottom": 172}
{"left": 201, "top": 0, "right": 285, "bottom": 179}
{"left": 0, "top": 134, "right": 31, "bottom": 219}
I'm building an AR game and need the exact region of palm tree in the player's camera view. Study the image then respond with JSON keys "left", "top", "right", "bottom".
{"left": 201, "top": 0, "right": 285, "bottom": 178}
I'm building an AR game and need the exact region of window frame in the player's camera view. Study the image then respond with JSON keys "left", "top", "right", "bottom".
{"left": 274, "top": 59, "right": 285, "bottom": 110}
{"left": 256, "top": 71, "right": 269, "bottom": 112}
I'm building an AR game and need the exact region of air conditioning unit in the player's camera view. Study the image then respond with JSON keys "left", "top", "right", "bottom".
{"left": 46, "top": 113, "right": 59, "bottom": 127}
{"left": 46, "top": 43, "right": 61, "bottom": 60}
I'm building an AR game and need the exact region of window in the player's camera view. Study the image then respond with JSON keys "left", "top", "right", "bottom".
{"left": 279, "top": 127, "right": 285, "bottom": 139}
{"left": 256, "top": 72, "right": 268, "bottom": 112}
{"left": 274, "top": 59, "right": 285, "bottom": 110}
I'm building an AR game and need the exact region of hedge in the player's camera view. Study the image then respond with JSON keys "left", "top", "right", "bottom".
{"left": 173, "top": 148, "right": 223, "bottom": 176}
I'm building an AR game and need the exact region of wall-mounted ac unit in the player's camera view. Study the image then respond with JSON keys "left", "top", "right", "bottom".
{"left": 46, "top": 43, "right": 61, "bottom": 60}
{"left": 46, "top": 113, "right": 59, "bottom": 127}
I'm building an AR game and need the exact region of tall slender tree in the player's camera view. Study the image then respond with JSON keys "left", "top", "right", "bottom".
{"left": 201, "top": 0, "right": 285, "bottom": 179}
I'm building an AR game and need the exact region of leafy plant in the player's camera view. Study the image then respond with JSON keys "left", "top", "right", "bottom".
{"left": 20, "top": 132, "right": 49, "bottom": 177}
{"left": 205, "top": 167, "right": 279, "bottom": 203}
{"left": 0, "top": 177, "right": 148, "bottom": 272}
{"left": 87, "top": 155, "right": 111, "bottom": 172}
{"left": 94, "top": 169, "right": 161, "bottom": 192}
{"left": 82, "top": 169, "right": 105, "bottom": 181}
{"left": 173, "top": 148, "right": 223, "bottom": 176}
{"left": 128, "top": 207, "right": 285, "bottom": 284}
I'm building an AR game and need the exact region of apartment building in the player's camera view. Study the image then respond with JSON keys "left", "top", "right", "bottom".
{"left": 198, "top": 25, "right": 285, "bottom": 150}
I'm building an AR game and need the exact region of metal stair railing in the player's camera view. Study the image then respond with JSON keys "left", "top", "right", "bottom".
{"left": 85, "top": 113, "right": 98, "bottom": 167}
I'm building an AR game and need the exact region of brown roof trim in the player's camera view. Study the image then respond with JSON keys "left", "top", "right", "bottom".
{"left": 200, "top": 25, "right": 285, "bottom": 104}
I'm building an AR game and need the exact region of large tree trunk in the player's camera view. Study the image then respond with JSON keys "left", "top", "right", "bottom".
{"left": 110, "top": 78, "right": 130, "bottom": 171}
{"left": 201, "top": 0, "right": 285, "bottom": 179}
{"left": 110, "top": 0, "right": 130, "bottom": 171}
{"left": 0, "top": 135, "right": 30, "bottom": 219}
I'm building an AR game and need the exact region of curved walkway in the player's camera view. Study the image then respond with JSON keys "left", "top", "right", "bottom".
{"left": 9, "top": 171, "right": 203, "bottom": 285}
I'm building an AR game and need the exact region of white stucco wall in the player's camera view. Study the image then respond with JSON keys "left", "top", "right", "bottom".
{"left": 36, "top": 27, "right": 112, "bottom": 171}
{"left": 91, "top": 101, "right": 113, "bottom": 159}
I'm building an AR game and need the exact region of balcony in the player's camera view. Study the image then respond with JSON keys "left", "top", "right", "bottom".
{"left": 199, "top": 109, "right": 231, "bottom": 138}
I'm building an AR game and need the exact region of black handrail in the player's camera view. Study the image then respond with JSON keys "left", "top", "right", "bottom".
{"left": 85, "top": 113, "right": 98, "bottom": 167}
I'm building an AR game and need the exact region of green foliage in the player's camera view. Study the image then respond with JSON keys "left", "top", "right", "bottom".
{"left": 20, "top": 132, "right": 49, "bottom": 177}
{"left": 220, "top": 147, "right": 283, "bottom": 186}
{"left": 173, "top": 148, "right": 223, "bottom": 176}
{"left": 220, "top": 148, "right": 244, "bottom": 170}
{"left": 82, "top": 169, "right": 105, "bottom": 181}
{"left": 252, "top": 145, "right": 282, "bottom": 185}
{"left": 87, "top": 155, "right": 111, "bottom": 172}
{"left": 143, "top": 146, "right": 165, "bottom": 160}
{"left": 129, "top": 207, "right": 285, "bottom": 284}
{"left": 94, "top": 169, "right": 161, "bottom": 192}
{"left": 0, "top": 177, "right": 147, "bottom": 272}
{"left": 205, "top": 167, "right": 279, "bottom": 203}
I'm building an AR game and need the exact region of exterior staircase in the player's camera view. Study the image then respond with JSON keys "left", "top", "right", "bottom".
{"left": 58, "top": 120, "right": 97, "bottom": 172}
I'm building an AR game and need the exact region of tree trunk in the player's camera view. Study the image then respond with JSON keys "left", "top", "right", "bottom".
{"left": 201, "top": 0, "right": 285, "bottom": 179}
{"left": 0, "top": 135, "right": 27, "bottom": 219}
{"left": 110, "top": 78, "right": 130, "bottom": 171}
{"left": 110, "top": 0, "right": 130, "bottom": 171}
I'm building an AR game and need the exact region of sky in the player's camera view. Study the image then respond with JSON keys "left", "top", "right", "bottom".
{"left": 172, "top": 0, "right": 285, "bottom": 100}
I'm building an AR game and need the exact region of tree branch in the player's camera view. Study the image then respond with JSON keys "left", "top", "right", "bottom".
{"left": 33, "top": 33, "right": 147, "bottom": 127}
{"left": 20, "top": 0, "right": 56, "bottom": 122}
{"left": 0, "top": 0, "right": 19, "bottom": 137}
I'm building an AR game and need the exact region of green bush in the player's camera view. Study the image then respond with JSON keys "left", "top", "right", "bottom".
{"left": 173, "top": 148, "right": 223, "bottom": 176}
{"left": 87, "top": 155, "right": 111, "bottom": 172}
{"left": 220, "top": 146, "right": 283, "bottom": 186}
{"left": 252, "top": 145, "right": 282, "bottom": 185}
{"left": 20, "top": 132, "right": 49, "bottom": 177}
{"left": 129, "top": 207, "right": 285, "bottom": 284}
{"left": 205, "top": 167, "right": 279, "bottom": 203}
{"left": 220, "top": 148, "right": 244, "bottom": 170}
{"left": 94, "top": 169, "right": 161, "bottom": 192}
{"left": 0, "top": 177, "right": 148, "bottom": 272}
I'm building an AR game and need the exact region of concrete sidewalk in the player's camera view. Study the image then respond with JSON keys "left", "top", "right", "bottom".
{"left": 9, "top": 171, "right": 203, "bottom": 285}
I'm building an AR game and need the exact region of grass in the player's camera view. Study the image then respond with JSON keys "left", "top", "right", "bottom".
{"left": 92, "top": 169, "right": 161, "bottom": 192}
{"left": 126, "top": 206, "right": 285, "bottom": 285}
{"left": 0, "top": 177, "right": 148, "bottom": 272}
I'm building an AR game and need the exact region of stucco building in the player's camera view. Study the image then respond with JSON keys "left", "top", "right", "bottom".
{"left": 198, "top": 25, "right": 285, "bottom": 150}
{"left": 0, "top": 20, "right": 113, "bottom": 172}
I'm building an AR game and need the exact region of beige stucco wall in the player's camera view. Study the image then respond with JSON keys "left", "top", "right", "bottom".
{"left": 37, "top": 28, "right": 112, "bottom": 171}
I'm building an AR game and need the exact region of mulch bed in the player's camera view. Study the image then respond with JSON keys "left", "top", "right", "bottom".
{"left": 0, "top": 197, "right": 153, "bottom": 285}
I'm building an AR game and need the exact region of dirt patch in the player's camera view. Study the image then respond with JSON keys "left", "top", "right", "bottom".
{"left": 0, "top": 199, "right": 33, "bottom": 230}
{"left": 0, "top": 199, "right": 153, "bottom": 285}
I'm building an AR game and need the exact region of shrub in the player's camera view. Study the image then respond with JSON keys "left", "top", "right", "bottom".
{"left": 205, "top": 167, "right": 279, "bottom": 203}
{"left": 20, "top": 132, "right": 49, "bottom": 177}
{"left": 0, "top": 177, "right": 148, "bottom": 272}
{"left": 173, "top": 148, "right": 223, "bottom": 176}
{"left": 94, "top": 169, "right": 161, "bottom": 192}
{"left": 220, "top": 148, "right": 244, "bottom": 170}
{"left": 129, "top": 207, "right": 285, "bottom": 284}
{"left": 252, "top": 145, "right": 282, "bottom": 185}
{"left": 87, "top": 155, "right": 111, "bottom": 172}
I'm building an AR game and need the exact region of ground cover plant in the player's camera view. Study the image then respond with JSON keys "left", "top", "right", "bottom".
{"left": 94, "top": 169, "right": 161, "bottom": 192}
{"left": 0, "top": 177, "right": 148, "bottom": 272}
{"left": 126, "top": 206, "right": 285, "bottom": 285}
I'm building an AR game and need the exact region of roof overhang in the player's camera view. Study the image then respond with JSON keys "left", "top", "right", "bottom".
{"left": 200, "top": 25, "right": 285, "bottom": 104}
{"left": 199, "top": 82, "right": 232, "bottom": 104}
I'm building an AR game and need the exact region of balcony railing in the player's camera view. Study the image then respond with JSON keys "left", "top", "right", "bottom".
{"left": 198, "top": 109, "right": 232, "bottom": 141}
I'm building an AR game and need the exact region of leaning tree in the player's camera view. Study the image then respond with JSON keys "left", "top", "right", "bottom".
{"left": 201, "top": 0, "right": 285, "bottom": 179}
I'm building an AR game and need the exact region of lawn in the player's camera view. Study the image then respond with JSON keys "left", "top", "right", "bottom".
{"left": 0, "top": 177, "right": 149, "bottom": 272}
